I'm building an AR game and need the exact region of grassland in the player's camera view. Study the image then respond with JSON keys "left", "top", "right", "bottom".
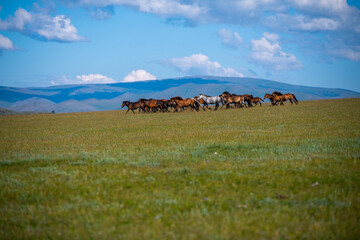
{"left": 0, "top": 98, "right": 359, "bottom": 239}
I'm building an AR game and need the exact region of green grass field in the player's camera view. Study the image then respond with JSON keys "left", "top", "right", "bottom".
{"left": 0, "top": 98, "right": 359, "bottom": 239}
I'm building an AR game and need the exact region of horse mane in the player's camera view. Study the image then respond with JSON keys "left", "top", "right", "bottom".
{"left": 199, "top": 93, "right": 211, "bottom": 97}
{"left": 272, "top": 91, "right": 283, "bottom": 96}
{"left": 222, "top": 91, "right": 230, "bottom": 95}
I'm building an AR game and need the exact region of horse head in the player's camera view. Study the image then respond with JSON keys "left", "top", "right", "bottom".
{"left": 264, "top": 93, "right": 271, "bottom": 99}
{"left": 121, "top": 101, "right": 129, "bottom": 108}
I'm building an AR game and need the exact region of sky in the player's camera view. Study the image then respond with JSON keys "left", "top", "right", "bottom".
{"left": 0, "top": 0, "right": 359, "bottom": 92}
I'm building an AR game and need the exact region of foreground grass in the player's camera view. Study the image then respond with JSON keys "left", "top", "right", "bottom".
{"left": 0, "top": 99, "right": 359, "bottom": 239}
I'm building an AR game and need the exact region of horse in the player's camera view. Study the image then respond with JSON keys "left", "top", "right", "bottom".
{"left": 249, "top": 97, "right": 264, "bottom": 107}
{"left": 265, "top": 92, "right": 298, "bottom": 105}
{"left": 264, "top": 93, "right": 283, "bottom": 106}
{"left": 197, "top": 94, "right": 225, "bottom": 111}
{"left": 156, "top": 99, "right": 172, "bottom": 112}
{"left": 240, "top": 94, "right": 253, "bottom": 107}
{"left": 121, "top": 101, "right": 142, "bottom": 114}
{"left": 281, "top": 93, "right": 299, "bottom": 104}
{"left": 194, "top": 97, "right": 210, "bottom": 111}
{"left": 172, "top": 98, "right": 199, "bottom": 112}
{"left": 220, "top": 92, "right": 246, "bottom": 108}
{"left": 141, "top": 99, "right": 163, "bottom": 112}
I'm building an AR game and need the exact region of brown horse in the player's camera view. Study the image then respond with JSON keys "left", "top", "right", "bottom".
{"left": 249, "top": 97, "right": 264, "bottom": 107}
{"left": 264, "top": 93, "right": 283, "bottom": 106}
{"left": 156, "top": 99, "right": 172, "bottom": 112}
{"left": 172, "top": 98, "right": 199, "bottom": 112}
{"left": 280, "top": 93, "right": 299, "bottom": 104}
{"left": 220, "top": 92, "right": 246, "bottom": 108}
{"left": 141, "top": 99, "right": 163, "bottom": 112}
{"left": 241, "top": 94, "right": 253, "bottom": 107}
{"left": 121, "top": 101, "right": 142, "bottom": 114}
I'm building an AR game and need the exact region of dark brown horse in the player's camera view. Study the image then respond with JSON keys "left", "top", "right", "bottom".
{"left": 141, "top": 99, "right": 163, "bottom": 112}
{"left": 241, "top": 94, "right": 253, "bottom": 107}
{"left": 121, "top": 101, "right": 142, "bottom": 114}
{"left": 156, "top": 99, "right": 172, "bottom": 112}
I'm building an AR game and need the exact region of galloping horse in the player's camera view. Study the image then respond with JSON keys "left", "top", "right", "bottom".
{"left": 220, "top": 92, "right": 246, "bottom": 108}
{"left": 197, "top": 94, "right": 225, "bottom": 111}
{"left": 281, "top": 93, "right": 299, "bottom": 104}
{"left": 272, "top": 91, "right": 298, "bottom": 104}
{"left": 157, "top": 99, "right": 172, "bottom": 112}
{"left": 264, "top": 93, "right": 283, "bottom": 106}
{"left": 249, "top": 97, "right": 264, "bottom": 107}
{"left": 121, "top": 101, "right": 142, "bottom": 114}
{"left": 242, "top": 94, "right": 254, "bottom": 107}
{"left": 172, "top": 98, "right": 199, "bottom": 112}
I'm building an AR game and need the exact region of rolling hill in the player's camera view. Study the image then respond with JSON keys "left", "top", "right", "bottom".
{"left": 0, "top": 76, "right": 359, "bottom": 113}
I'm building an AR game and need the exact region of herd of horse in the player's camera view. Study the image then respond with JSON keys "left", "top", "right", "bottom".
{"left": 121, "top": 91, "right": 299, "bottom": 114}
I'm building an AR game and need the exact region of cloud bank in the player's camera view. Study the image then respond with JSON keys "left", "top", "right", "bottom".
{"left": 62, "top": 0, "right": 359, "bottom": 62}
{"left": 51, "top": 74, "right": 116, "bottom": 85}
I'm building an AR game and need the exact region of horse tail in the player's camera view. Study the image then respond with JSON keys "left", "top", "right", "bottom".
{"left": 260, "top": 98, "right": 264, "bottom": 102}
{"left": 292, "top": 94, "right": 298, "bottom": 103}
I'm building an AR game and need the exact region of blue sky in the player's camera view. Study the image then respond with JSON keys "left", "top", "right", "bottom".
{"left": 0, "top": 0, "right": 359, "bottom": 92}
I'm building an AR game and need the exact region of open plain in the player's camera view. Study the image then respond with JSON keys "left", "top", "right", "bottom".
{"left": 0, "top": 98, "right": 359, "bottom": 239}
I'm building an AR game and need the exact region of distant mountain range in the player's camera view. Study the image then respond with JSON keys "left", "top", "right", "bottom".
{"left": 0, "top": 76, "right": 359, "bottom": 113}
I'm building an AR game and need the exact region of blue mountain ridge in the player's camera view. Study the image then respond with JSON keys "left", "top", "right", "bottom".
{"left": 0, "top": 76, "right": 359, "bottom": 113}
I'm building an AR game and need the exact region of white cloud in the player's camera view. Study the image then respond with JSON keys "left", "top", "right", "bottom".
{"left": 0, "top": 34, "right": 15, "bottom": 52}
{"left": 122, "top": 69, "right": 157, "bottom": 82}
{"left": 218, "top": 28, "right": 242, "bottom": 48}
{"left": 0, "top": 8, "right": 85, "bottom": 42}
{"left": 51, "top": 74, "right": 116, "bottom": 85}
{"left": 76, "top": 74, "right": 116, "bottom": 83}
{"left": 250, "top": 33, "right": 303, "bottom": 70}
{"left": 36, "top": 15, "right": 85, "bottom": 42}
{"left": 58, "top": 0, "right": 360, "bottom": 62}
{"left": 164, "top": 53, "right": 243, "bottom": 77}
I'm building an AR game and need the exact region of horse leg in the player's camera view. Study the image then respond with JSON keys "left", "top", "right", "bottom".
{"left": 131, "top": 109, "right": 135, "bottom": 114}
{"left": 126, "top": 109, "right": 130, "bottom": 114}
{"left": 214, "top": 102, "right": 219, "bottom": 111}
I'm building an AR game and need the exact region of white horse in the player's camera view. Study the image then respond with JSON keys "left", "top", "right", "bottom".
{"left": 197, "top": 94, "right": 225, "bottom": 111}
